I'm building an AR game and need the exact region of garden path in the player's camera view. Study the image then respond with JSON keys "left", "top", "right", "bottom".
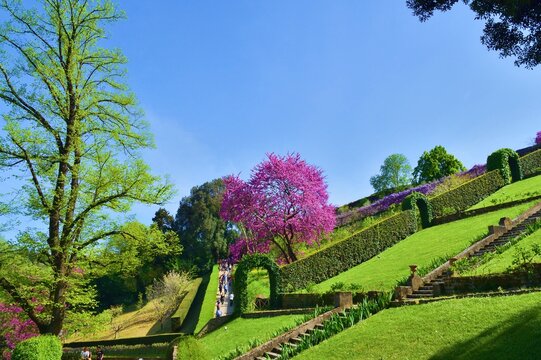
{"left": 215, "top": 264, "right": 235, "bottom": 317}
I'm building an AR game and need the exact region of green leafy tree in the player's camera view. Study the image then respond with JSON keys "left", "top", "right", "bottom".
{"left": 0, "top": 0, "right": 173, "bottom": 335}
{"left": 407, "top": 0, "right": 541, "bottom": 68}
{"left": 174, "top": 179, "right": 237, "bottom": 273}
{"left": 152, "top": 208, "right": 175, "bottom": 233}
{"left": 369, "top": 153, "right": 412, "bottom": 192}
{"left": 413, "top": 145, "right": 466, "bottom": 184}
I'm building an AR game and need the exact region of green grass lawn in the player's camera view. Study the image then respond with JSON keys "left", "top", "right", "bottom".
{"left": 309, "top": 201, "right": 538, "bottom": 292}
{"left": 469, "top": 174, "right": 541, "bottom": 210}
{"left": 246, "top": 269, "right": 270, "bottom": 311}
{"left": 460, "top": 228, "right": 541, "bottom": 276}
{"left": 194, "top": 265, "right": 220, "bottom": 334}
{"left": 197, "top": 315, "right": 304, "bottom": 359}
{"left": 294, "top": 292, "right": 541, "bottom": 360}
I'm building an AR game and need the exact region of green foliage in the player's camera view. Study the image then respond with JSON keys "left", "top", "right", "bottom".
{"left": 430, "top": 170, "right": 506, "bottom": 217}
{"left": 369, "top": 154, "right": 412, "bottom": 192}
{"left": 413, "top": 145, "right": 466, "bottom": 184}
{"left": 235, "top": 254, "right": 281, "bottom": 313}
{"left": 402, "top": 192, "right": 433, "bottom": 228}
{"left": 177, "top": 336, "right": 209, "bottom": 360}
{"left": 12, "top": 335, "right": 62, "bottom": 360}
{"left": 174, "top": 178, "right": 237, "bottom": 273}
{"left": 170, "top": 277, "right": 203, "bottom": 330}
{"left": 280, "top": 211, "right": 417, "bottom": 292}
{"left": 519, "top": 149, "right": 541, "bottom": 178}
{"left": 0, "top": 0, "right": 174, "bottom": 334}
{"left": 487, "top": 148, "right": 522, "bottom": 184}
{"left": 63, "top": 343, "right": 169, "bottom": 360}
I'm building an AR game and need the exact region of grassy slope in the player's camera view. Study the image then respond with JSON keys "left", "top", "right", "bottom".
{"left": 469, "top": 174, "right": 541, "bottom": 210}
{"left": 461, "top": 228, "right": 541, "bottom": 276}
{"left": 198, "top": 315, "right": 304, "bottom": 359}
{"left": 194, "top": 265, "right": 220, "bottom": 334}
{"left": 294, "top": 292, "right": 541, "bottom": 360}
{"left": 310, "top": 201, "right": 537, "bottom": 292}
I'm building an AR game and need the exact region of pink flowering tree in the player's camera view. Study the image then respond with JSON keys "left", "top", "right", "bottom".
{"left": 221, "top": 153, "right": 336, "bottom": 264}
{"left": 0, "top": 304, "right": 39, "bottom": 360}
{"left": 536, "top": 131, "right": 541, "bottom": 145}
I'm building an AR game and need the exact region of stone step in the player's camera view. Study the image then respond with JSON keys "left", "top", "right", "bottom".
{"left": 419, "top": 286, "right": 433, "bottom": 291}
{"left": 265, "top": 351, "right": 280, "bottom": 359}
{"left": 285, "top": 342, "right": 297, "bottom": 349}
{"left": 290, "top": 337, "right": 302, "bottom": 344}
{"left": 315, "top": 323, "right": 325, "bottom": 329}
{"left": 407, "top": 293, "right": 433, "bottom": 299}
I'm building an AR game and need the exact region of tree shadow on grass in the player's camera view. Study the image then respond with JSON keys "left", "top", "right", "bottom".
{"left": 430, "top": 304, "right": 541, "bottom": 360}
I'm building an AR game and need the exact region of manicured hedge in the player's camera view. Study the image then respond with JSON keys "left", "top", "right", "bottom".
{"left": 402, "top": 192, "right": 433, "bottom": 228}
{"left": 430, "top": 170, "right": 506, "bottom": 218}
{"left": 487, "top": 148, "right": 522, "bottom": 184}
{"left": 519, "top": 148, "right": 541, "bottom": 178}
{"left": 280, "top": 211, "right": 417, "bottom": 292}
{"left": 12, "top": 335, "right": 62, "bottom": 360}
{"left": 170, "top": 277, "right": 203, "bottom": 331}
{"left": 235, "top": 254, "right": 281, "bottom": 313}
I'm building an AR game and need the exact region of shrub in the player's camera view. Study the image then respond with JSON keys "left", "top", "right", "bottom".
{"left": 177, "top": 336, "right": 209, "bottom": 360}
{"left": 487, "top": 148, "right": 522, "bottom": 184}
{"left": 519, "top": 148, "right": 541, "bottom": 178}
{"left": 402, "top": 192, "right": 433, "bottom": 228}
{"left": 235, "top": 254, "right": 281, "bottom": 313}
{"left": 170, "top": 277, "right": 203, "bottom": 331}
{"left": 430, "top": 170, "right": 506, "bottom": 218}
{"left": 280, "top": 211, "right": 417, "bottom": 291}
{"left": 12, "top": 335, "right": 62, "bottom": 360}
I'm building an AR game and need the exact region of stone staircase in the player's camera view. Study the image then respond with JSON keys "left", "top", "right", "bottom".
{"left": 395, "top": 202, "right": 541, "bottom": 303}
{"left": 253, "top": 309, "right": 355, "bottom": 360}
{"left": 235, "top": 305, "right": 352, "bottom": 360}
{"left": 471, "top": 209, "right": 541, "bottom": 258}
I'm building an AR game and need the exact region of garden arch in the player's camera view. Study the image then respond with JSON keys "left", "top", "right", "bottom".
{"left": 402, "top": 192, "right": 433, "bottom": 229}
{"left": 235, "top": 253, "right": 281, "bottom": 313}
{"left": 487, "top": 148, "right": 522, "bottom": 184}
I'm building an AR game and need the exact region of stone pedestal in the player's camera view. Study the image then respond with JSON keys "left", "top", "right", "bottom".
{"left": 334, "top": 292, "right": 353, "bottom": 309}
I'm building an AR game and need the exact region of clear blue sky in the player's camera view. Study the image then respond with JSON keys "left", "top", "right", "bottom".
{"left": 5, "top": 1, "right": 541, "bottom": 228}
{"left": 109, "top": 1, "right": 541, "bottom": 222}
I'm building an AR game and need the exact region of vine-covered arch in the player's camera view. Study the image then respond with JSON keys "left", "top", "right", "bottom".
{"left": 402, "top": 192, "right": 433, "bottom": 229}
{"left": 487, "top": 148, "right": 522, "bottom": 184}
{"left": 235, "top": 254, "right": 281, "bottom": 313}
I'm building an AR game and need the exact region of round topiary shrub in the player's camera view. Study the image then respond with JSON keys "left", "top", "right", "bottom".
{"left": 401, "top": 192, "right": 432, "bottom": 229}
{"left": 487, "top": 148, "right": 522, "bottom": 184}
{"left": 234, "top": 254, "right": 281, "bottom": 313}
{"left": 12, "top": 335, "right": 62, "bottom": 360}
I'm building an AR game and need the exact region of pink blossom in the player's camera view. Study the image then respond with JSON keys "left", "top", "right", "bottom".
{"left": 0, "top": 303, "right": 39, "bottom": 359}
{"left": 221, "top": 153, "right": 335, "bottom": 263}
{"left": 536, "top": 131, "right": 541, "bottom": 145}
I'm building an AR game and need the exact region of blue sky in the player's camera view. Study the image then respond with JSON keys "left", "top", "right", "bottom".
{"left": 109, "top": 1, "right": 541, "bottom": 222}
{"left": 4, "top": 1, "right": 541, "bottom": 228}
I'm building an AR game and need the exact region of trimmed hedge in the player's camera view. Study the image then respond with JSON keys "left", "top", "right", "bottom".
{"left": 487, "top": 148, "right": 522, "bottom": 184}
{"left": 64, "top": 333, "right": 182, "bottom": 348}
{"left": 402, "top": 192, "right": 433, "bottom": 228}
{"left": 170, "top": 277, "right": 203, "bottom": 331}
{"left": 280, "top": 211, "right": 417, "bottom": 292}
{"left": 430, "top": 170, "right": 506, "bottom": 218}
{"left": 519, "top": 148, "right": 541, "bottom": 178}
{"left": 12, "top": 335, "right": 62, "bottom": 360}
{"left": 235, "top": 254, "right": 281, "bottom": 313}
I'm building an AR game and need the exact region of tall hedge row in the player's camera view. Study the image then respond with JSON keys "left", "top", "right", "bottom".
{"left": 280, "top": 211, "right": 417, "bottom": 291}
{"left": 12, "top": 335, "right": 62, "bottom": 360}
{"left": 519, "top": 148, "right": 541, "bottom": 177}
{"left": 430, "top": 170, "right": 506, "bottom": 218}
{"left": 170, "top": 277, "right": 203, "bottom": 331}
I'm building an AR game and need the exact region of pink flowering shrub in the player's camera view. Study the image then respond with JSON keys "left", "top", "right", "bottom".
{"left": 0, "top": 304, "right": 39, "bottom": 360}
{"left": 536, "top": 131, "right": 541, "bottom": 145}
{"left": 221, "top": 153, "right": 336, "bottom": 263}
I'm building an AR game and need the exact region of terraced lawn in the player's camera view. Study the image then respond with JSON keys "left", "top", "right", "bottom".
{"left": 469, "top": 174, "right": 541, "bottom": 210}
{"left": 460, "top": 228, "right": 541, "bottom": 276}
{"left": 310, "top": 201, "right": 538, "bottom": 292}
{"left": 294, "top": 292, "right": 541, "bottom": 360}
{"left": 198, "top": 315, "right": 304, "bottom": 359}
{"left": 194, "top": 265, "right": 220, "bottom": 334}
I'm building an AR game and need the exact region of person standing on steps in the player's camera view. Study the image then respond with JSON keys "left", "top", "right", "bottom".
{"left": 95, "top": 347, "right": 104, "bottom": 360}
{"left": 80, "top": 347, "right": 91, "bottom": 360}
